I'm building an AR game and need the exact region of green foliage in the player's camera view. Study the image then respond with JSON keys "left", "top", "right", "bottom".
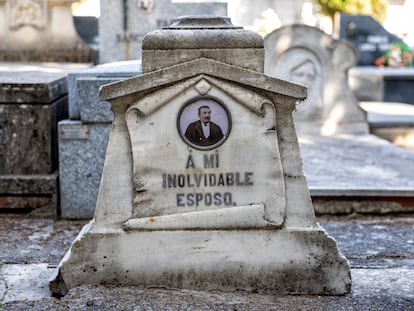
{"left": 316, "top": 0, "right": 388, "bottom": 23}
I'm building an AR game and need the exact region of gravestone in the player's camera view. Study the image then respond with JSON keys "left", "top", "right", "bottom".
{"left": 0, "top": 0, "right": 95, "bottom": 62}
{"left": 99, "top": 0, "right": 227, "bottom": 63}
{"left": 50, "top": 16, "right": 351, "bottom": 295}
{"left": 264, "top": 24, "right": 368, "bottom": 136}
{"left": 59, "top": 61, "right": 142, "bottom": 219}
{"left": 0, "top": 68, "right": 68, "bottom": 212}
{"left": 338, "top": 13, "right": 406, "bottom": 66}
{"left": 349, "top": 67, "right": 414, "bottom": 105}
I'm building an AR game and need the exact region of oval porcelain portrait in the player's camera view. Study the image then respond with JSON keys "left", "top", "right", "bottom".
{"left": 177, "top": 97, "right": 231, "bottom": 150}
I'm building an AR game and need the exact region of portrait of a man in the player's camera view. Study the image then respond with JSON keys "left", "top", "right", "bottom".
{"left": 185, "top": 105, "right": 224, "bottom": 146}
{"left": 178, "top": 98, "right": 230, "bottom": 150}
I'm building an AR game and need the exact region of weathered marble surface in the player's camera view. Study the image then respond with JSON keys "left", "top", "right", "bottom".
{"left": 142, "top": 16, "right": 264, "bottom": 72}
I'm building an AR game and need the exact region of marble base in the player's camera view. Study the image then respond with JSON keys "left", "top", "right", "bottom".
{"left": 50, "top": 223, "right": 351, "bottom": 295}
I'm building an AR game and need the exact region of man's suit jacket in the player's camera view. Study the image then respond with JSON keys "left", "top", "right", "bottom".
{"left": 184, "top": 120, "right": 224, "bottom": 146}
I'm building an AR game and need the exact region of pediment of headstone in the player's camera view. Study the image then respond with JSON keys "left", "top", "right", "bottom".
{"left": 264, "top": 24, "right": 368, "bottom": 135}
{"left": 100, "top": 58, "right": 305, "bottom": 103}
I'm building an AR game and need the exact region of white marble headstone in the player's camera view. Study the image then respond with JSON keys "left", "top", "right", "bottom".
{"left": 50, "top": 16, "right": 351, "bottom": 296}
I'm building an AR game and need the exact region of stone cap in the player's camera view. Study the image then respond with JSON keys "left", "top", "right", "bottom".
{"left": 141, "top": 16, "right": 265, "bottom": 72}
{"left": 142, "top": 15, "right": 263, "bottom": 50}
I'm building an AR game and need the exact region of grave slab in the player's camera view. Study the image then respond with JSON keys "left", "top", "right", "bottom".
{"left": 300, "top": 133, "right": 414, "bottom": 198}
{"left": 360, "top": 102, "right": 414, "bottom": 151}
{"left": 50, "top": 16, "right": 350, "bottom": 295}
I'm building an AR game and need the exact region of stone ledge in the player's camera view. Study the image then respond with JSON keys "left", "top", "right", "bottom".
{"left": 123, "top": 204, "right": 280, "bottom": 231}
{"left": 0, "top": 173, "right": 58, "bottom": 195}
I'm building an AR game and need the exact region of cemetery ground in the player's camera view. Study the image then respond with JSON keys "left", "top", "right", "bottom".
{"left": 0, "top": 209, "right": 413, "bottom": 310}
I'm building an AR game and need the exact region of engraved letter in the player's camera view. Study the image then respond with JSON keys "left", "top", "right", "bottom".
{"left": 186, "top": 154, "right": 195, "bottom": 169}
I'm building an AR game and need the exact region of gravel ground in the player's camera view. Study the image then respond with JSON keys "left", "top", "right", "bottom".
{"left": 1, "top": 213, "right": 413, "bottom": 310}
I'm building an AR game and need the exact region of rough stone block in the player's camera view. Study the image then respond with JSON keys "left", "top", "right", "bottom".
{"left": 0, "top": 97, "right": 67, "bottom": 174}
{"left": 0, "top": 69, "right": 68, "bottom": 213}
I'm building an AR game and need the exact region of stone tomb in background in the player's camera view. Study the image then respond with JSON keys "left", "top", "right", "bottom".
{"left": 59, "top": 61, "right": 142, "bottom": 219}
{"left": 0, "top": 0, "right": 95, "bottom": 63}
{"left": 50, "top": 16, "right": 351, "bottom": 295}
{"left": 264, "top": 24, "right": 368, "bottom": 136}
{"left": 99, "top": 0, "right": 227, "bottom": 63}
{"left": 264, "top": 26, "right": 414, "bottom": 213}
{"left": 0, "top": 68, "right": 68, "bottom": 212}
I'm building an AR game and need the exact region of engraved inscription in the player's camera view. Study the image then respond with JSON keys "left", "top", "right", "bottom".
{"left": 162, "top": 153, "right": 254, "bottom": 208}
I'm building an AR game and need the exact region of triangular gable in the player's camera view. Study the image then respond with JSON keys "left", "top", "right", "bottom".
{"left": 100, "top": 58, "right": 307, "bottom": 102}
